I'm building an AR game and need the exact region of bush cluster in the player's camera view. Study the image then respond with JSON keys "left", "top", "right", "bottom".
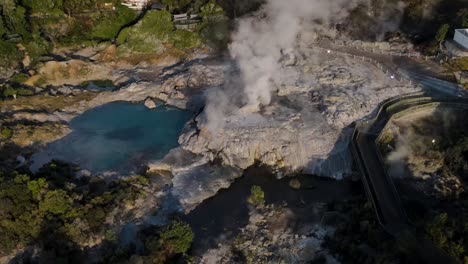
{"left": 0, "top": 161, "right": 152, "bottom": 260}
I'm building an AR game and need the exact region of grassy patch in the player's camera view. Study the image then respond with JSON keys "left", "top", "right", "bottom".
{"left": 1, "top": 127, "right": 13, "bottom": 140}
{"left": 169, "top": 30, "right": 202, "bottom": 50}
{"left": 0, "top": 92, "right": 97, "bottom": 113}
{"left": 444, "top": 58, "right": 468, "bottom": 72}
{"left": 0, "top": 41, "right": 21, "bottom": 68}
{"left": 10, "top": 73, "right": 29, "bottom": 84}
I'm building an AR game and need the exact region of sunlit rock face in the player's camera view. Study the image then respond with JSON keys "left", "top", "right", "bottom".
{"left": 81, "top": 61, "right": 229, "bottom": 112}
{"left": 148, "top": 148, "right": 242, "bottom": 212}
{"left": 179, "top": 47, "right": 421, "bottom": 179}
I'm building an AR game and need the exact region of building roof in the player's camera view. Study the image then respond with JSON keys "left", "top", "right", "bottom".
{"left": 455, "top": 29, "right": 468, "bottom": 38}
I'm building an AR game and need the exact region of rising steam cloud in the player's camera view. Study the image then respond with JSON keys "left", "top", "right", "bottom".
{"left": 205, "top": 0, "right": 361, "bottom": 131}
{"left": 231, "top": 0, "right": 361, "bottom": 110}
{"left": 204, "top": 0, "right": 412, "bottom": 132}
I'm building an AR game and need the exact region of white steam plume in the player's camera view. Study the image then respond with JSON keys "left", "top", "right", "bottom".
{"left": 205, "top": 0, "right": 361, "bottom": 131}
{"left": 231, "top": 0, "right": 359, "bottom": 110}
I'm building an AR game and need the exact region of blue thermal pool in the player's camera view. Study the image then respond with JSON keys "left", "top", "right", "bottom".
{"left": 31, "top": 102, "right": 192, "bottom": 173}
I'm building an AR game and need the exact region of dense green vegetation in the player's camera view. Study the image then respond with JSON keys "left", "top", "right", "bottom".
{"left": 426, "top": 213, "right": 468, "bottom": 262}
{"left": 0, "top": 160, "right": 194, "bottom": 262}
{"left": 0, "top": 161, "right": 133, "bottom": 254}
{"left": 0, "top": 0, "right": 138, "bottom": 67}
{"left": 116, "top": 1, "right": 227, "bottom": 58}
{"left": 346, "top": 0, "right": 467, "bottom": 53}
{"left": 0, "top": 0, "right": 229, "bottom": 69}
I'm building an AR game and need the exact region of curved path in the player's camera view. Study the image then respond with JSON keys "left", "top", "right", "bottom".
{"left": 352, "top": 94, "right": 468, "bottom": 263}
{"left": 314, "top": 42, "right": 468, "bottom": 98}
{"left": 312, "top": 40, "right": 468, "bottom": 262}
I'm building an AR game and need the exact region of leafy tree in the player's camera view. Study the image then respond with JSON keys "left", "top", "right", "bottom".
{"left": 247, "top": 185, "right": 265, "bottom": 207}
{"left": 0, "top": 41, "right": 21, "bottom": 67}
{"left": 0, "top": 175, "right": 43, "bottom": 253}
{"left": 22, "top": 0, "right": 63, "bottom": 14}
{"left": 199, "top": 1, "right": 229, "bottom": 48}
{"left": 39, "top": 189, "right": 73, "bottom": 216}
{"left": 4, "top": 5, "right": 30, "bottom": 39}
{"left": 0, "top": 127, "right": 12, "bottom": 139}
{"left": 435, "top": 24, "right": 450, "bottom": 42}
{"left": 27, "top": 178, "right": 48, "bottom": 201}
{"left": 159, "top": 221, "right": 194, "bottom": 255}
{"left": 63, "top": 0, "right": 94, "bottom": 15}
{"left": 169, "top": 30, "right": 201, "bottom": 49}
{"left": 9, "top": 73, "right": 29, "bottom": 84}
{"left": 117, "top": 10, "right": 175, "bottom": 55}
{"left": 90, "top": 4, "right": 136, "bottom": 41}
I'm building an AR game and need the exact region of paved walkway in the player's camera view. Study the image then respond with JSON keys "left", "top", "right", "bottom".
{"left": 314, "top": 43, "right": 468, "bottom": 98}
{"left": 352, "top": 95, "right": 468, "bottom": 263}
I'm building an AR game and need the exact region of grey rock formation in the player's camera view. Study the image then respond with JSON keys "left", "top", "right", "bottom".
{"left": 85, "top": 61, "right": 228, "bottom": 112}
{"left": 178, "top": 48, "right": 421, "bottom": 179}
{"left": 149, "top": 148, "right": 242, "bottom": 212}
{"left": 144, "top": 97, "right": 157, "bottom": 109}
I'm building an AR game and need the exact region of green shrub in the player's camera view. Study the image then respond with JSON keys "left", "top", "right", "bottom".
{"left": 1, "top": 128, "right": 13, "bottom": 140}
{"left": 199, "top": 1, "right": 229, "bottom": 48}
{"left": 2, "top": 86, "right": 17, "bottom": 98}
{"left": 90, "top": 5, "right": 136, "bottom": 41}
{"left": 27, "top": 178, "right": 48, "bottom": 201}
{"left": 169, "top": 30, "right": 202, "bottom": 50}
{"left": 24, "top": 35, "right": 52, "bottom": 62}
{"left": 247, "top": 185, "right": 265, "bottom": 207}
{"left": 200, "top": 1, "right": 225, "bottom": 17}
{"left": 135, "top": 175, "right": 150, "bottom": 186}
{"left": 117, "top": 11, "right": 174, "bottom": 56}
{"left": 34, "top": 77, "right": 47, "bottom": 87}
{"left": 0, "top": 175, "right": 42, "bottom": 253}
{"left": 116, "top": 28, "right": 130, "bottom": 45}
{"left": 39, "top": 190, "right": 73, "bottom": 216}
{"left": 0, "top": 41, "right": 21, "bottom": 67}
{"left": 435, "top": 24, "right": 450, "bottom": 42}
{"left": 160, "top": 221, "right": 194, "bottom": 254}
{"left": 16, "top": 88, "right": 34, "bottom": 96}
{"left": 139, "top": 10, "right": 174, "bottom": 38}
{"left": 10, "top": 73, "right": 29, "bottom": 84}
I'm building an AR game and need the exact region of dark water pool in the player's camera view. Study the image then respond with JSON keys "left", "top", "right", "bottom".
{"left": 183, "top": 166, "right": 361, "bottom": 253}
{"left": 31, "top": 102, "right": 192, "bottom": 173}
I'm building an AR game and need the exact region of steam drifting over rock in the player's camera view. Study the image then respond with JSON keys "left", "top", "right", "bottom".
{"left": 177, "top": 0, "right": 421, "bottom": 179}
{"left": 206, "top": 0, "right": 362, "bottom": 128}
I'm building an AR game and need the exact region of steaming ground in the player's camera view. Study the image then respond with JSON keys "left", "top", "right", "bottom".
{"left": 170, "top": 0, "right": 421, "bottom": 201}
{"left": 178, "top": 46, "right": 420, "bottom": 179}
{"left": 140, "top": 44, "right": 419, "bottom": 214}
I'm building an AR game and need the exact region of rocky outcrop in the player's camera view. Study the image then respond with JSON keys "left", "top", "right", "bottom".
{"left": 144, "top": 98, "right": 157, "bottom": 109}
{"left": 86, "top": 60, "right": 228, "bottom": 112}
{"left": 178, "top": 48, "right": 421, "bottom": 179}
{"left": 35, "top": 59, "right": 114, "bottom": 87}
{"left": 12, "top": 111, "right": 74, "bottom": 123}
{"left": 148, "top": 148, "right": 242, "bottom": 212}
{"left": 197, "top": 204, "right": 339, "bottom": 263}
